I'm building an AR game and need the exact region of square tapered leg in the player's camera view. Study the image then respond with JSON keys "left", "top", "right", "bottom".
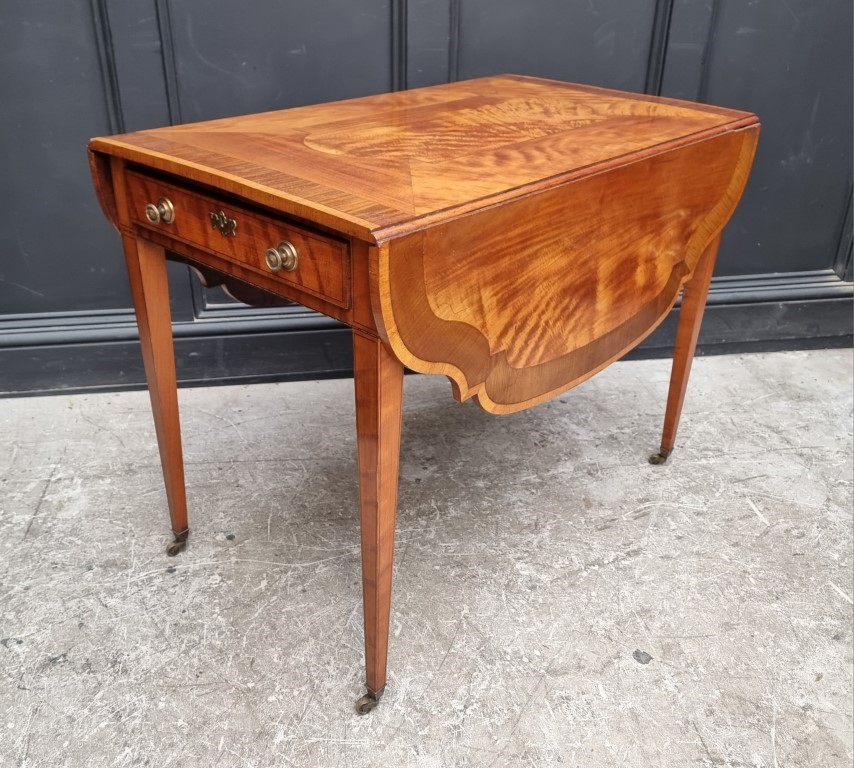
{"left": 122, "top": 235, "right": 189, "bottom": 554}
{"left": 352, "top": 331, "right": 404, "bottom": 712}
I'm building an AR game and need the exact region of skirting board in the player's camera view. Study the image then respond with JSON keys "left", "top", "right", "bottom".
{"left": 1, "top": 295, "right": 851, "bottom": 397}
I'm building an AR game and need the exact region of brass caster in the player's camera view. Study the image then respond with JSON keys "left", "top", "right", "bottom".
{"left": 355, "top": 690, "right": 382, "bottom": 715}
{"left": 166, "top": 530, "right": 189, "bottom": 557}
{"left": 648, "top": 449, "right": 672, "bottom": 466}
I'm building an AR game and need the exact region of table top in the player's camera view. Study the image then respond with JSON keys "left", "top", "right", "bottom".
{"left": 90, "top": 75, "right": 759, "bottom": 414}
{"left": 89, "top": 74, "right": 757, "bottom": 242}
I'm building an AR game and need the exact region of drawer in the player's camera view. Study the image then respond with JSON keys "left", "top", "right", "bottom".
{"left": 125, "top": 171, "right": 350, "bottom": 308}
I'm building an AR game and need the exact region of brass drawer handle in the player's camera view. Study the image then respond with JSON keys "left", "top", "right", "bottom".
{"left": 144, "top": 197, "right": 175, "bottom": 224}
{"left": 265, "top": 241, "right": 299, "bottom": 272}
{"left": 210, "top": 210, "right": 237, "bottom": 236}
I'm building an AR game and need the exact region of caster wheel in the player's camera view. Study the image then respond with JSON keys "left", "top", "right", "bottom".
{"left": 166, "top": 531, "right": 189, "bottom": 557}
{"left": 355, "top": 692, "right": 381, "bottom": 715}
{"left": 648, "top": 450, "right": 671, "bottom": 466}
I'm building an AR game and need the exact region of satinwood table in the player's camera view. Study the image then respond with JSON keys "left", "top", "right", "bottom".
{"left": 88, "top": 75, "right": 759, "bottom": 713}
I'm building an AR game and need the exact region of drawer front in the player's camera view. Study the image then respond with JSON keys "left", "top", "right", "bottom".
{"left": 126, "top": 171, "right": 350, "bottom": 308}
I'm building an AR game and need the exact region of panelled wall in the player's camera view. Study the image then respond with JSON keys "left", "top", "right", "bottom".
{"left": 1, "top": 0, "right": 851, "bottom": 394}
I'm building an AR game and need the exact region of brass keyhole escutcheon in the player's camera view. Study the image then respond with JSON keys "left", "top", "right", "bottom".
{"left": 265, "top": 241, "right": 299, "bottom": 273}
{"left": 144, "top": 197, "right": 175, "bottom": 224}
{"left": 209, "top": 210, "right": 237, "bottom": 236}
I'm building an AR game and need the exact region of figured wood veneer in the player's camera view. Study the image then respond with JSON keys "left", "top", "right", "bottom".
{"left": 89, "top": 74, "right": 756, "bottom": 240}
{"left": 373, "top": 127, "right": 758, "bottom": 412}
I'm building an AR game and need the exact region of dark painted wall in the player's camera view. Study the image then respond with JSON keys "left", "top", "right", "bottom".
{"left": 1, "top": 0, "right": 851, "bottom": 395}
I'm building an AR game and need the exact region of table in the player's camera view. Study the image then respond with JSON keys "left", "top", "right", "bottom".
{"left": 88, "top": 75, "right": 759, "bottom": 713}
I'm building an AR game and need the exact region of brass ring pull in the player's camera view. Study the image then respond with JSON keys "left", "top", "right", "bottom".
{"left": 265, "top": 241, "right": 299, "bottom": 273}
{"left": 144, "top": 197, "right": 175, "bottom": 224}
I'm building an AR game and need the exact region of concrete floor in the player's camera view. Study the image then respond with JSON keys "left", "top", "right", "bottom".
{"left": 0, "top": 349, "right": 851, "bottom": 768}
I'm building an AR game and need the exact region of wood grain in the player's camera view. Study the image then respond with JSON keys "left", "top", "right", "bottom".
{"left": 352, "top": 331, "right": 404, "bottom": 697}
{"left": 655, "top": 235, "right": 722, "bottom": 460}
{"left": 372, "top": 126, "right": 759, "bottom": 414}
{"left": 134, "top": 225, "right": 376, "bottom": 334}
{"left": 89, "top": 74, "right": 757, "bottom": 242}
{"left": 122, "top": 236, "right": 188, "bottom": 539}
{"left": 182, "top": 261, "right": 295, "bottom": 308}
{"left": 125, "top": 170, "right": 351, "bottom": 309}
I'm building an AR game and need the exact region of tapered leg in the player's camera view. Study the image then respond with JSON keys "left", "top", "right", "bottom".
{"left": 122, "top": 235, "right": 189, "bottom": 553}
{"left": 352, "top": 331, "right": 404, "bottom": 714}
{"left": 650, "top": 235, "right": 721, "bottom": 465}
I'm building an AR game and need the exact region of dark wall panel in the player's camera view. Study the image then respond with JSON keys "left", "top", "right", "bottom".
{"left": 696, "top": 0, "right": 853, "bottom": 277}
{"left": 107, "top": 1, "right": 172, "bottom": 131}
{"left": 165, "top": 0, "right": 393, "bottom": 122}
{"left": 0, "top": 0, "right": 129, "bottom": 314}
{"left": 456, "top": 0, "right": 657, "bottom": 91}
{"left": 660, "top": 0, "right": 715, "bottom": 101}
{"left": 407, "top": 0, "right": 452, "bottom": 88}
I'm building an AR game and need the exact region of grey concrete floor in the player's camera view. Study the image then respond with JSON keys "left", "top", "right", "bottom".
{"left": 0, "top": 349, "right": 851, "bottom": 768}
